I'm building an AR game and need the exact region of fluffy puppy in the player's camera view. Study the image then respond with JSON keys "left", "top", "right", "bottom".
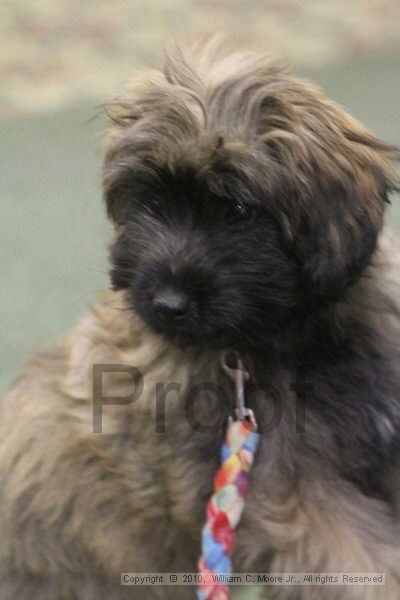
{"left": 1, "top": 45, "right": 400, "bottom": 599}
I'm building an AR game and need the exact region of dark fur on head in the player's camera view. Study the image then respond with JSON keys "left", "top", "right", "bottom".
{"left": 103, "top": 45, "right": 398, "bottom": 350}
{"left": 3, "top": 44, "right": 400, "bottom": 600}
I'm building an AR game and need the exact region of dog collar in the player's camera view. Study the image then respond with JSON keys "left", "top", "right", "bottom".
{"left": 197, "top": 352, "right": 260, "bottom": 599}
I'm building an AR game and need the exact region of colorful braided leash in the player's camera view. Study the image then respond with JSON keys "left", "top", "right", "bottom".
{"left": 197, "top": 353, "right": 260, "bottom": 600}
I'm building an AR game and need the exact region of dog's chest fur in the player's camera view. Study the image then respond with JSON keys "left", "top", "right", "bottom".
{"left": 2, "top": 282, "right": 400, "bottom": 598}
{"left": 63, "top": 288, "right": 400, "bottom": 568}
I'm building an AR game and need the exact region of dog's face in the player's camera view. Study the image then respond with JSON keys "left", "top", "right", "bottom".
{"left": 108, "top": 166, "right": 299, "bottom": 347}
{"left": 103, "top": 48, "right": 397, "bottom": 348}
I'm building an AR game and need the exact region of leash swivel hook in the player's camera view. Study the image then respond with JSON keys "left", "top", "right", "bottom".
{"left": 221, "top": 350, "right": 257, "bottom": 430}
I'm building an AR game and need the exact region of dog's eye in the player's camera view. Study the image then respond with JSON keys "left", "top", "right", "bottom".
{"left": 227, "top": 201, "right": 254, "bottom": 221}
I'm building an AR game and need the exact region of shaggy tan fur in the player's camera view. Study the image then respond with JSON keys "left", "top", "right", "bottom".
{"left": 1, "top": 249, "right": 400, "bottom": 599}
{"left": 1, "top": 46, "right": 400, "bottom": 599}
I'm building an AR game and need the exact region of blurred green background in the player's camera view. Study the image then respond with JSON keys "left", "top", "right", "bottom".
{"left": 1, "top": 3, "right": 400, "bottom": 597}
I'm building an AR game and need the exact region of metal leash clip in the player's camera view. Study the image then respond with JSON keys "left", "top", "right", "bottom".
{"left": 222, "top": 350, "right": 257, "bottom": 429}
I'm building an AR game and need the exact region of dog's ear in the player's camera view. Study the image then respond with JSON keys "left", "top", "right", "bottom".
{"left": 264, "top": 94, "right": 400, "bottom": 299}
{"left": 293, "top": 147, "right": 397, "bottom": 298}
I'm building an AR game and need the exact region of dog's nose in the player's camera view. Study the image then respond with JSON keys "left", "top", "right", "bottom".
{"left": 153, "top": 286, "right": 189, "bottom": 319}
